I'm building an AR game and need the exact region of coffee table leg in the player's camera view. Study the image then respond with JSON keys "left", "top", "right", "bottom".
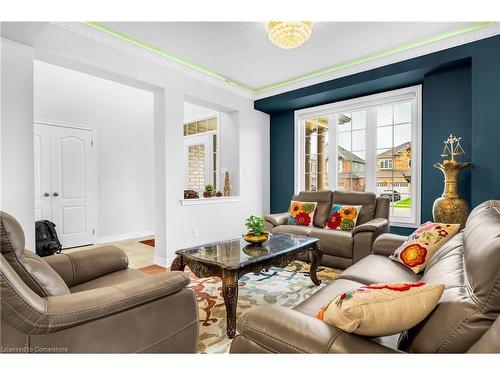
{"left": 222, "top": 270, "right": 239, "bottom": 338}
{"left": 309, "top": 243, "right": 323, "bottom": 286}
{"left": 170, "top": 255, "right": 185, "bottom": 271}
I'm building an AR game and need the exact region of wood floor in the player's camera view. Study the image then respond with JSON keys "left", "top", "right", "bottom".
{"left": 138, "top": 264, "right": 166, "bottom": 274}
{"left": 65, "top": 235, "right": 155, "bottom": 269}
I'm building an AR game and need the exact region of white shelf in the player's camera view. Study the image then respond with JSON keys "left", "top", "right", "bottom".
{"left": 180, "top": 196, "right": 241, "bottom": 206}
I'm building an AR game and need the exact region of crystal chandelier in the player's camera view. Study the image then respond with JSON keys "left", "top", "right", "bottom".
{"left": 267, "top": 21, "right": 313, "bottom": 49}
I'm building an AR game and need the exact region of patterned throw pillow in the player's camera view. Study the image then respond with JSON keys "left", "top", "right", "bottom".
{"left": 390, "top": 222, "right": 460, "bottom": 273}
{"left": 316, "top": 282, "right": 444, "bottom": 336}
{"left": 324, "top": 204, "right": 362, "bottom": 231}
{"left": 287, "top": 200, "right": 317, "bottom": 227}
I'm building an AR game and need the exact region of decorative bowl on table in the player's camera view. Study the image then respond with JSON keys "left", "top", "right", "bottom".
{"left": 242, "top": 231, "right": 271, "bottom": 245}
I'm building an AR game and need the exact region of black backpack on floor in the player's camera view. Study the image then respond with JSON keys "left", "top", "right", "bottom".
{"left": 35, "top": 220, "right": 62, "bottom": 257}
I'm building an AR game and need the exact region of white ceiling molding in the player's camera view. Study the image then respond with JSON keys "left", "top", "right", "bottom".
{"left": 254, "top": 22, "right": 500, "bottom": 99}
{"left": 51, "top": 22, "right": 500, "bottom": 101}
{"left": 51, "top": 22, "right": 254, "bottom": 99}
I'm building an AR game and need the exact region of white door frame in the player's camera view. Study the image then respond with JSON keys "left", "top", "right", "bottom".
{"left": 34, "top": 119, "right": 97, "bottom": 245}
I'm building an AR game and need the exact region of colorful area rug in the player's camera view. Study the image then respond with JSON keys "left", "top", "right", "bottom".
{"left": 140, "top": 261, "right": 340, "bottom": 353}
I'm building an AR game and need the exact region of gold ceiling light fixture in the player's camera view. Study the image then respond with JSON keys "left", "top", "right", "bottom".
{"left": 267, "top": 21, "right": 314, "bottom": 49}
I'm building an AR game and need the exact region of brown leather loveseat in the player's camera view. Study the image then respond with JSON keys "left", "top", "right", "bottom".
{"left": 0, "top": 211, "right": 199, "bottom": 353}
{"left": 265, "top": 190, "right": 390, "bottom": 269}
{"left": 231, "top": 200, "right": 500, "bottom": 353}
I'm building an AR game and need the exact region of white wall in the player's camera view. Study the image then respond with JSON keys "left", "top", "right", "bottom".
{"left": 2, "top": 23, "right": 270, "bottom": 267}
{"left": 219, "top": 111, "right": 240, "bottom": 195}
{"left": 183, "top": 102, "right": 217, "bottom": 123}
{"left": 34, "top": 61, "right": 154, "bottom": 242}
{"left": 1, "top": 38, "right": 35, "bottom": 250}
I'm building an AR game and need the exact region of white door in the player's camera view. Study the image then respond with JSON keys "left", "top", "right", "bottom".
{"left": 34, "top": 123, "right": 94, "bottom": 248}
{"left": 34, "top": 124, "right": 52, "bottom": 221}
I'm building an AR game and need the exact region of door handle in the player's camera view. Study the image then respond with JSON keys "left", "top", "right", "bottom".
{"left": 53, "top": 192, "right": 59, "bottom": 197}
{"left": 43, "top": 192, "right": 50, "bottom": 197}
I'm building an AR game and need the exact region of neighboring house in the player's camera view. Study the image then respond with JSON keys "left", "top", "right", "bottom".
{"left": 376, "top": 141, "right": 412, "bottom": 197}
{"left": 337, "top": 146, "right": 366, "bottom": 191}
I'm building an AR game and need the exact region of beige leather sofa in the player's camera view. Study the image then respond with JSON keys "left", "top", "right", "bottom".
{"left": 231, "top": 200, "right": 500, "bottom": 353}
{"left": 0, "top": 211, "right": 198, "bottom": 353}
{"left": 265, "top": 190, "right": 390, "bottom": 269}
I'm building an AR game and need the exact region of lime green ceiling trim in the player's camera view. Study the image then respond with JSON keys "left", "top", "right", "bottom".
{"left": 85, "top": 21, "right": 255, "bottom": 92}
{"left": 85, "top": 21, "right": 496, "bottom": 95}
{"left": 254, "top": 22, "right": 496, "bottom": 93}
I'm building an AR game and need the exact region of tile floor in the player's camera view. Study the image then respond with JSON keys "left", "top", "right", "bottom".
{"left": 64, "top": 235, "right": 155, "bottom": 269}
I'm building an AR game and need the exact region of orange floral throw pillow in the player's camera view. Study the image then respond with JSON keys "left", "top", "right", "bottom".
{"left": 316, "top": 282, "right": 444, "bottom": 336}
{"left": 324, "top": 204, "right": 362, "bottom": 231}
{"left": 287, "top": 201, "right": 317, "bottom": 227}
{"left": 389, "top": 222, "right": 460, "bottom": 273}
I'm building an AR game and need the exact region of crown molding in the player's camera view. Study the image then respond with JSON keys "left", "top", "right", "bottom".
{"left": 50, "top": 22, "right": 255, "bottom": 99}
{"left": 255, "top": 22, "right": 500, "bottom": 99}
{"left": 51, "top": 22, "right": 499, "bottom": 101}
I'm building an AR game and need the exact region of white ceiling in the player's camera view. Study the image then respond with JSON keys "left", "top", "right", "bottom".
{"left": 101, "top": 22, "right": 477, "bottom": 90}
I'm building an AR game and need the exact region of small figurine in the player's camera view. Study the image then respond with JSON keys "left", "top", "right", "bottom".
{"left": 223, "top": 171, "right": 232, "bottom": 196}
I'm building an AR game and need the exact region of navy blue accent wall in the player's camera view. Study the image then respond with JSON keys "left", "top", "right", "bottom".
{"left": 422, "top": 64, "right": 472, "bottom": 224}
{"left": 258, "top": 35, "right": 500, "bottom": 234}
{"left": 270, "top": 111, "right": 295, "bottom": 213}
{"left": 470, "top": 36, "right": 500, "bottom": 207}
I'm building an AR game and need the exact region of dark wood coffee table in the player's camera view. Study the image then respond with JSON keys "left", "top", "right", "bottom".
{"left": 170, "top": 233, "right": 322, "bottom": 338}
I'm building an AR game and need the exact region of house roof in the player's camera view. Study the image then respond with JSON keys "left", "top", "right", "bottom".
{"left": 338, "top": 146, "right": 365, "bottom": 164}
{"left": 377, "top": 141, "right": 411, "bottom": 159}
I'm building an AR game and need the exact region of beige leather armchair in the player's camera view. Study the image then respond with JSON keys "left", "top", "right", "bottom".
{"left": 265, "top": 190, "right": 390, "bottom": 269}
{"left": 0, "top": 211, "right": 198, "bottom": 353}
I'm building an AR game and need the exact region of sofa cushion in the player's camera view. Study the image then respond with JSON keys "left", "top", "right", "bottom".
{"left": 294, "top": 278, "right": 364, "bottom": 316}
{"left": 389, "top": 222, "right": 460, "bottom": 273}
{"left": 294, "top": 191, "right": 333, "bottom": 228}
{"left": 22, "top": 252, "right": 70, "bottom": 296}
{"left": 316, "top": 282, "right": 444, "bottom": 336}
{"left": 287, "top": 200, "right": 317, "bottom": 227}
{"left": 324, "top": 204, "right": 362, "bottom": 231}
{"left": 338, "top": 254, "right": 420, "bottom": 285}
{"left": 331, "top": 191, "right": 376, "bottom": 225}
{"left": 310, "top": 228, "right": 353, "bottom": 259}
{"left": 272, "top": 225, "right": 314, "bottom": 237}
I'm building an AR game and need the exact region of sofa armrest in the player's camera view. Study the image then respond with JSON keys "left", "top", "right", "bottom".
{"left": 44, "top": 245, "right": 129, "bottom": 287}
{"left": 352, "top": 218, "right": 388, "bottom": 235}
{"left": 372, "top": 233, "right": 407, "bottom": 257}
{"left": 230, "top": 305, "right": 399, "bottom": 353}
{"left": 6, "top": 271, "right": 190, "bottom": 335}
{"left": 263, "top": 213, "right": 289, "bottom": 228}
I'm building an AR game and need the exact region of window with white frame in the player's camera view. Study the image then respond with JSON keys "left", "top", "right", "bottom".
{"left": 295, "top": 86, "right": 421, "bottom": 227}
{"left": 183, "top": 116, "right": 219, "bottom": 191}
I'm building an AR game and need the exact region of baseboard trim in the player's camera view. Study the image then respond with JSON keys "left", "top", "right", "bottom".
{"left": 97, "top": 230, "right": 154, "bottom": 244}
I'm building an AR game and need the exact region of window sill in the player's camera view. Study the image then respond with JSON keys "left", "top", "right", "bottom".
{"left": 180, "top": 196, "right": 242, "bottom": 206}
{"left": 390, "top": 220, "right": 420, "bottom": 229}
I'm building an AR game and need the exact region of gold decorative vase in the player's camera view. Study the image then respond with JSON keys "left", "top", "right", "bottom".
{"left": 432, "top": 160, "right": 471, "bottom": 230}
{"left": 432, "top": 134, "right": 471, "bottom": 229}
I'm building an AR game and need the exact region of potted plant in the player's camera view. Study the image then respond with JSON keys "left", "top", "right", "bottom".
{"left": 203, "top": 184, "right": 215, "bottom": 198}
{"left": 243, "top": 215, "right": 271, "bottom": 245}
